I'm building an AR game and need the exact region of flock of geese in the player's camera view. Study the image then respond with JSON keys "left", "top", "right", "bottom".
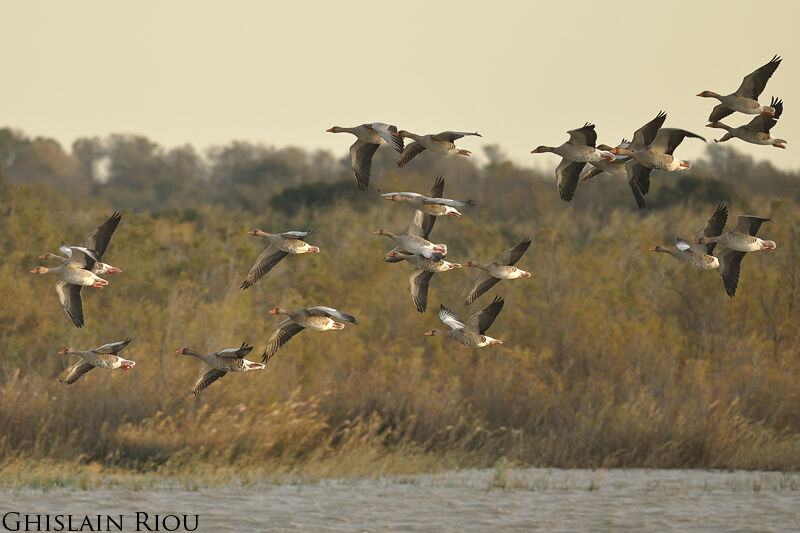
{"left": 31, "top": 56, "right": 784, "bottom": 393}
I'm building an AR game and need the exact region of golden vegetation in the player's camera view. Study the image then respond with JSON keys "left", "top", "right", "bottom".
{"left": 0, "top": 130, "right": 799, "bottom": 484}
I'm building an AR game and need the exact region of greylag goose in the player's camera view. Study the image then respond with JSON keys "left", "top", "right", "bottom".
{"left": 464, "top": 237, "right": 532, "bottom": 304}
{"left": 374, "top": 208, "right": 447, "bottom": 262}
{"left": 176, "top": 342, "right": 265, "bottom": 395}
{"left": 611, "top": 114, "right": 705, "bottom": 206}
{"left": 58, "top": 338, "right": 135, "bottom": 385}
{"left": 240, "top": 229, "right": 319, "bottom": 290}
{"left": 580, "top": 139, "right": 648, "bottom": 209}
{"left": 426, "top": 296, "right": 505, "bottom": 347}
{"left": 380, "top": 176, "right": 473, "bottom": 218}
{"left": 530, "top": 123, "right": 614, "bottom": 202}
{"left": 327, "top": 123, "right": 404, "bottom": 191}
{"left": 385, "top": 251, "right": 461, "bottom": 313}
{"left": 698, "top": 55, "right": 781, "bottom": 122}
{"left": 30, "top": 247, "right": 108, "bottom": 328}
{"left": 41, "top": 212, "right": 122, "bottom": 275}
{"left": 708, "top": 97, "right": 786, "bottom": 148}
{"left": 262, "top": 306, "right": 358, "bottom": 362}
{"left": 395, "top": 130, "right": 481, "bottom": 168}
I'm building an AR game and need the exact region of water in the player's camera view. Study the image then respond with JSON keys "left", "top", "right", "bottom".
{"left": 1, "top": 469, "right": 798, "bottom": 532}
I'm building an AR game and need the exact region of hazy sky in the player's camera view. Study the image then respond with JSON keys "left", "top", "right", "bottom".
{"left": 1, "top": 1, "right": 798, "bottom": 172}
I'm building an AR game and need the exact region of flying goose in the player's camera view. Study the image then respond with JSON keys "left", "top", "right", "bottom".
{"left": 426, "top": 296, "right": 505, "bottom": 347}
{"left": 380, "top": 176, "right": 473, "bottom": 218}
{"left": 531, "top": 123, "right": 614, "bottom": 202}
{"left": 327, "top": 123, "right": 404, "bottom": 191}
{"left": 580, "top": 139, "right": 649, "bottom": 208}
{"left": 395, "top": 130, "right": 481, "bottom": 168}
{"left": 177, "top": 342, "right": 265, "bottom": 395}
{"left": 240, "top": 230, "right": 319, "bottom": 290}
{"left": 611, "top": 114, "right": 705, "bottom": 206}
{"left": 374, "top": 208, "right": 447, "bottom": 262}
{"left": 30, "top": 247, "right": 108, "bottom": 327}
{"left": 40, "top": 212, "right": 122, "bottom": 274}
{"left": 58, "top": 338, "right": 135, "bottom": 385}
{"left": 385, "top": 251, "right": 461, "bottom": 313}
{"left": 262, "top": 306, "right": 358, "bottom": 362}
{"left": 708, "top": 97, "right": 786, "bottom": 148}
{"left": 464, "top": 237, "right": 532, "bottom": 304}
{"left": 698, "top": 55, "right": 782, "bottom": 122}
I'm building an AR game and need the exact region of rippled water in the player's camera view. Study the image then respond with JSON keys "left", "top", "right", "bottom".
{"left": 2, "top": 469, "right": 799, "bottom": 532}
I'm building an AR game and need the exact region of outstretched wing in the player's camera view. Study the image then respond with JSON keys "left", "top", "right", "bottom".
{"left": 630, "top": 111, "right": 667, "bottom": 149}
{"left": 465, "top": 273, "right": 500, "bottom": 305}
{"left": 409, "top": 270, "right": 435, "bottom": 313}
{"left": 566, "top": 123, "right": 597, "bottom": 147}
{"left": 240, "top": 249, "right": 289, "bottom": 290}
{"left": 65, "top": 246, "right": 99, "bottom": 271}
{"left": 262, "top": 319, "right": 306, "bottom": 362}
{"left": 94, "top": 338, "right": 134, "bottom": 355}
{"left": 732, "top": 215, "right": 771, "bottom": 237}
{"left": 495, "top": 237, "right": 532, "bottom": 266}
{"left": 708, "top": 104, "right": 734, "bottom": 123}
{"left": 406, "top": 209, "right": 436, "bottom": 240}
{"left": 696, "top": 203, "right": 728, "bottom": 255}
{"left": 216, "top": 342, "right": 254, "bottom": 359}
{"left": 191, "top": 365, "right": 227, "bottom": 395}
{"left": 369, "top": 123, "right": 404, "bottom": 153}
{"left": 350, "top": 140, "right": 380, "bottom": 191}
{"left": 84, "top": 211, "right": 121, "bottom": 259}
{"left": 718, "top": 248, "right": 746, "bottom": 298}
{"left": 428, "top": 176, "right": 445, "bottom": 198}
{"left": 735, "top": 54, "right": 781, "bottom": 99}
{"left": 555, "top": 158, "right": 586, "bottom": 202}
{"left": 307, "top": 306, "right": 358, "bottom": 325}
{"left": 397, "top": 142, "right": 426, "bottom": 168}
{"left": 281, "top": 230, "right": 313, "bottom": 240}
{"left": 60, "top": 359, "right": 96, "bottom": 385}
{"left": 55, "top": 281, "right": 84, "bottom": 328}
{"left": 465, "top": 296, "right": 504, "bottom": 334}
{"left": 431, "top": 131, "right": 481, "bottom": 143}
{"left": 648, "top": 128, "right": 706, "bottom": 156}
{"left": 439, "top": 304, "right": 466, "bottom": 330}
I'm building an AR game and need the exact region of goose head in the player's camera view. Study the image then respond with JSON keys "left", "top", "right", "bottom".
{"left": 696, "top": 91, "right": 720, "bottom": 98}
{"left": 176, "top": 347, "right": 202, "bottom": 357}
{"left": 248, "top": 229, "right": 270, "bottom": 237}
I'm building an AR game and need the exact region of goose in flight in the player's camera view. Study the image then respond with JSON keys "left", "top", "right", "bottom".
{"left": 177, "top": 342, "right": 265, "bottom": 395}
{"left": 240, "top": 230, "right": 319, "bottom": 290}
{"left": 426, "top": 296, "right": 505, "bottom": 347}
{"left": 58, "top": 338, "right": 135, "bottom": 385}
{"left": 262, "top": 306, "right": 358, "bottom": 362}
{"left": 698, "top": 55, "right": 781, "bottom": 122}
{"left": 327, "top": 123, "right": 404, "bottom": 191}
{"left": 395, "top": 130, "right": 481, "bottom": 168}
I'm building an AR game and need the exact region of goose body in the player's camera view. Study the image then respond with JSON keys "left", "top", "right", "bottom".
{"left": 426, "top": 297, "right": 505, "bottom": 347}
{"left": 380, "top": 176, "right": 472, "bottom": 218}
{"left": 694, "top": 212, "right": 775, "bottom": 253}
{"left": 58, "top": 338, "right": 135, "bottom": 385}
{"left": 385, "top": 251, "right": 461, "bottom": 313}
{"left": 240, "top": 229, "right": 319, "bottom": 290}
{"left": 31, "top": 247, "right": 108, "bottom": 328}
{"left": 708, "top": 97, "right": 786, "bottom": 148}
{"left": 531, "top": 123, "right": 614, "bottom": 201}
{"left": 262, "top": 306, "right": 358, "bottom": 362}
{"left": 374, "top": 204, "right": 447, "bottom": 261}
{"left": 177, "top": 343, "right": 264, "bottom": 394}
{"left": 327, "top": 123, "right": 404, "bottom": 191}
{"left": 396, "top": 130, "right": 481, "bottom": 168}
{"left": 464, "top": 237, "right": 532, "bottom": 304}
{"left": 698, "top": 55, "right": 781, "bottom": 122}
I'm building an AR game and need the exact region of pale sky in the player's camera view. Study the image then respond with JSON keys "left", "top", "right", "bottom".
{"left": 1, "top": 0, "right": 798, "bottom": 172}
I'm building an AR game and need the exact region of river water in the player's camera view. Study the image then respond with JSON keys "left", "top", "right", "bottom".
{"left": 1, "top": 469, "right": 798, "bottom": 532}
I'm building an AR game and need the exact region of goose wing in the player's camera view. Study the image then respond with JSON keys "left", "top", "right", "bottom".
{"left": 216, "top": 342, "right": 254, "bottom": 359}
{"left": 239, "top": 249, "right": 289, "bottom": 290}
{"left": 465, "top": 273, "right": 500, "bottom": 305}
{"left": 280, "top": 230, "right": 313, "bottom": 240}
{"left": 732, "top": 215, "right": 771, "bottom": 236}
{"left": 262, "top": 319, "right": 306, "bottom": 363}
{"left": 718, "top": 247, "right": 745, "bottom": 298}
{"left": 307, "top": 306, "right": 358, "bottom": 325}
{"left": 406, "top": 209, "right": 436, "bottom": 240}
{"left": 735, "top": 55, "right": 781, "bottom": 99}
{"left": 94, "top": 338, "right": 134, "bottom": 354}
{"left": 428, "top": 176, "right": 445, "bottom": 198}
{"left": 745, "top": 97, "right": 782, "bottom": 132}
{"left": 409, "top": 270, "right": 435, "bottom": 313}
{"left": 648, "top": 128, "right": 706, "bottom": 156}
{"left": 60, "top": 359, "right": 95, "bottom": 385}
{"left": 65, "top": 246, "right": 99, "bottom": 271}
{"left": 630, "top": 112, "right": 667, "bottom": 149}
{"left": 695, "top": 203, "right": 728, "bottom": 255}
{"left": 84, "top": 211, "right": 121, "bottom": 258}
{"left": 708, "top": 103, "right": 735, "bottom": 123}
{"left": 465, "top": 296, "right": 504, "bottom": 334}
{"left": 397, "top": 141, "right": 426, "bottom": 168}
{"left": 369, "top": 123, "right": 404, "bottom": 153}
{"left": 495, "top": 237, "right": 532, "bottom": 266}
{"left": 55, "top": 281, "right": 84, "bottom": 328}
{"left": 350, "top": 139, "right": 380, "bottom": 191}
{"left": 625, "top": 161, "right": 654, "bottom": 196}
{"left": 191, "top": 365, "right": 227, "bottom": 395}
{"left": 431, "top": 131, "right": 481, "bottom": 143}
{"left": 555, "top": 158, "right": 585, "bottom": 202}
{"left": 566, "top": 123, "right": 597, "bottom": 147}
{"left": 439, "top": 304, "right": 466, "bottom": 330}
